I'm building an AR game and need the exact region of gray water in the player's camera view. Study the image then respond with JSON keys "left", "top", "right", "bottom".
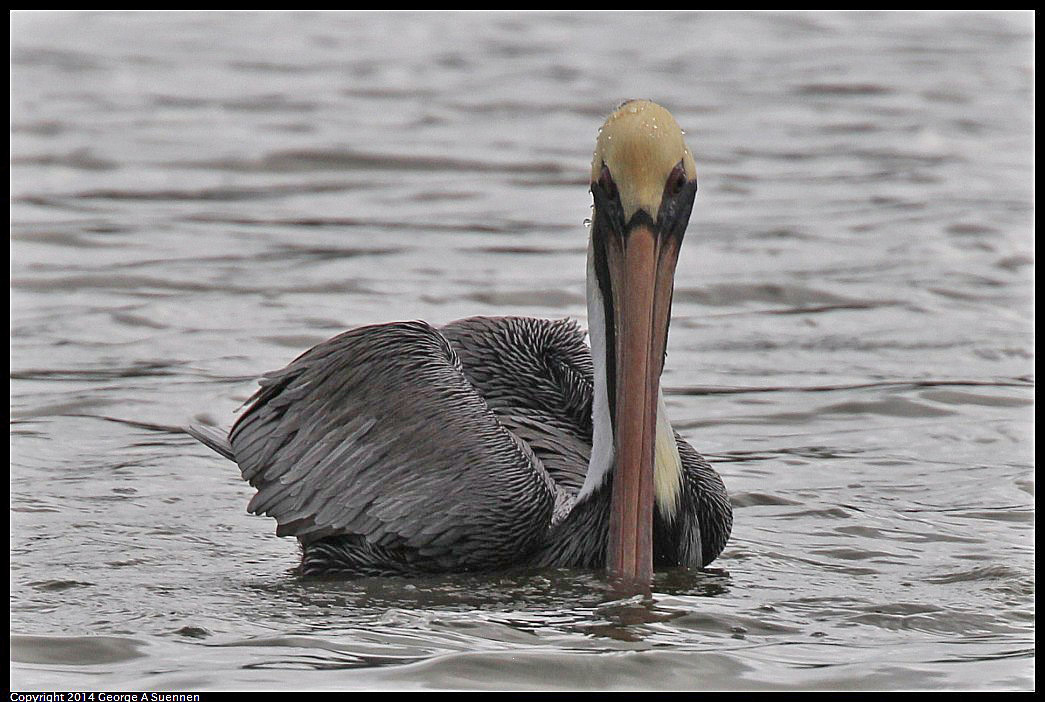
{"left": 9, "top": 11, "right": 1034, "bottom": 691}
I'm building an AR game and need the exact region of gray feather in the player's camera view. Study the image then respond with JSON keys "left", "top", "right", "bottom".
{"left": 186, "top": 424, "right": 234, "bottom": 461}
{"left": 190, "top": 314, "right": 732, "bottom": 575}
{"left": 228, "top": 319, "right": 564, "bottom": 570}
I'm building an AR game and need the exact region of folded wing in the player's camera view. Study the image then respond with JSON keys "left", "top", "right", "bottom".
{"left": 228, "top": 320, "right": 559, "bottom": 571}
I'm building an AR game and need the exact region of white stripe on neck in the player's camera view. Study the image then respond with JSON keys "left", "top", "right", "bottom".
{"left": 578, "top": 233, "right": 615, "bottom": 500}
{"left": 577, "top": 229, "right": 683, "bottom": 519}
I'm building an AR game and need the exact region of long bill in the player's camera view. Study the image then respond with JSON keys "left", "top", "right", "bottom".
{"left": 604, "top": 218, "right": 681, "bottom": 585}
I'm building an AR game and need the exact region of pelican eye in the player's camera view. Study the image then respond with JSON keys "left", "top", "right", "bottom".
{"left": 598, "top": 164, "right": 618, "bottom": 201}
{"left": 666, "top": 162, "right": 687, "bottom": 198}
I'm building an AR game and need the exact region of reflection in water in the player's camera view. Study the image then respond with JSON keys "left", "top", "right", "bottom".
{"left": 231, "top": 567, "right": 736, "bottom": 654}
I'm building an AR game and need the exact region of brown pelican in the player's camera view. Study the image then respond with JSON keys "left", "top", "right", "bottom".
{"left": 189, "top": 100, "right": 731, "bottom": 583}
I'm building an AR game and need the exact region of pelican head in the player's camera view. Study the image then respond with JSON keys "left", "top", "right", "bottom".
{"left": 585, "top": 100, "right": 698, "bottom": 583}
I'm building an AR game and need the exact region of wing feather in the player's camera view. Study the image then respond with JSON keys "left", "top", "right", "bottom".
{"left": 439, "top": 316, "right": 594, "bottom": 494}
{"left": 229, "top": 320, "right": 557, "bottom": 569}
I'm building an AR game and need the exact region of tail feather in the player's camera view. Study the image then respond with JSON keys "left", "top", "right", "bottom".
{"left": 186, "top": 424, "right": 235, "bottom": 461}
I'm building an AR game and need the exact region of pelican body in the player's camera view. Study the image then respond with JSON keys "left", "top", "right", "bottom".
{"left": 190, "top": 101, "right": 732, "bottom": 582}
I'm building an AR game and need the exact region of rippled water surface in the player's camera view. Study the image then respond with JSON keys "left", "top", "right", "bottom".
{"left": 10, "top": 11, "right": 1034, "bottom": 691}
